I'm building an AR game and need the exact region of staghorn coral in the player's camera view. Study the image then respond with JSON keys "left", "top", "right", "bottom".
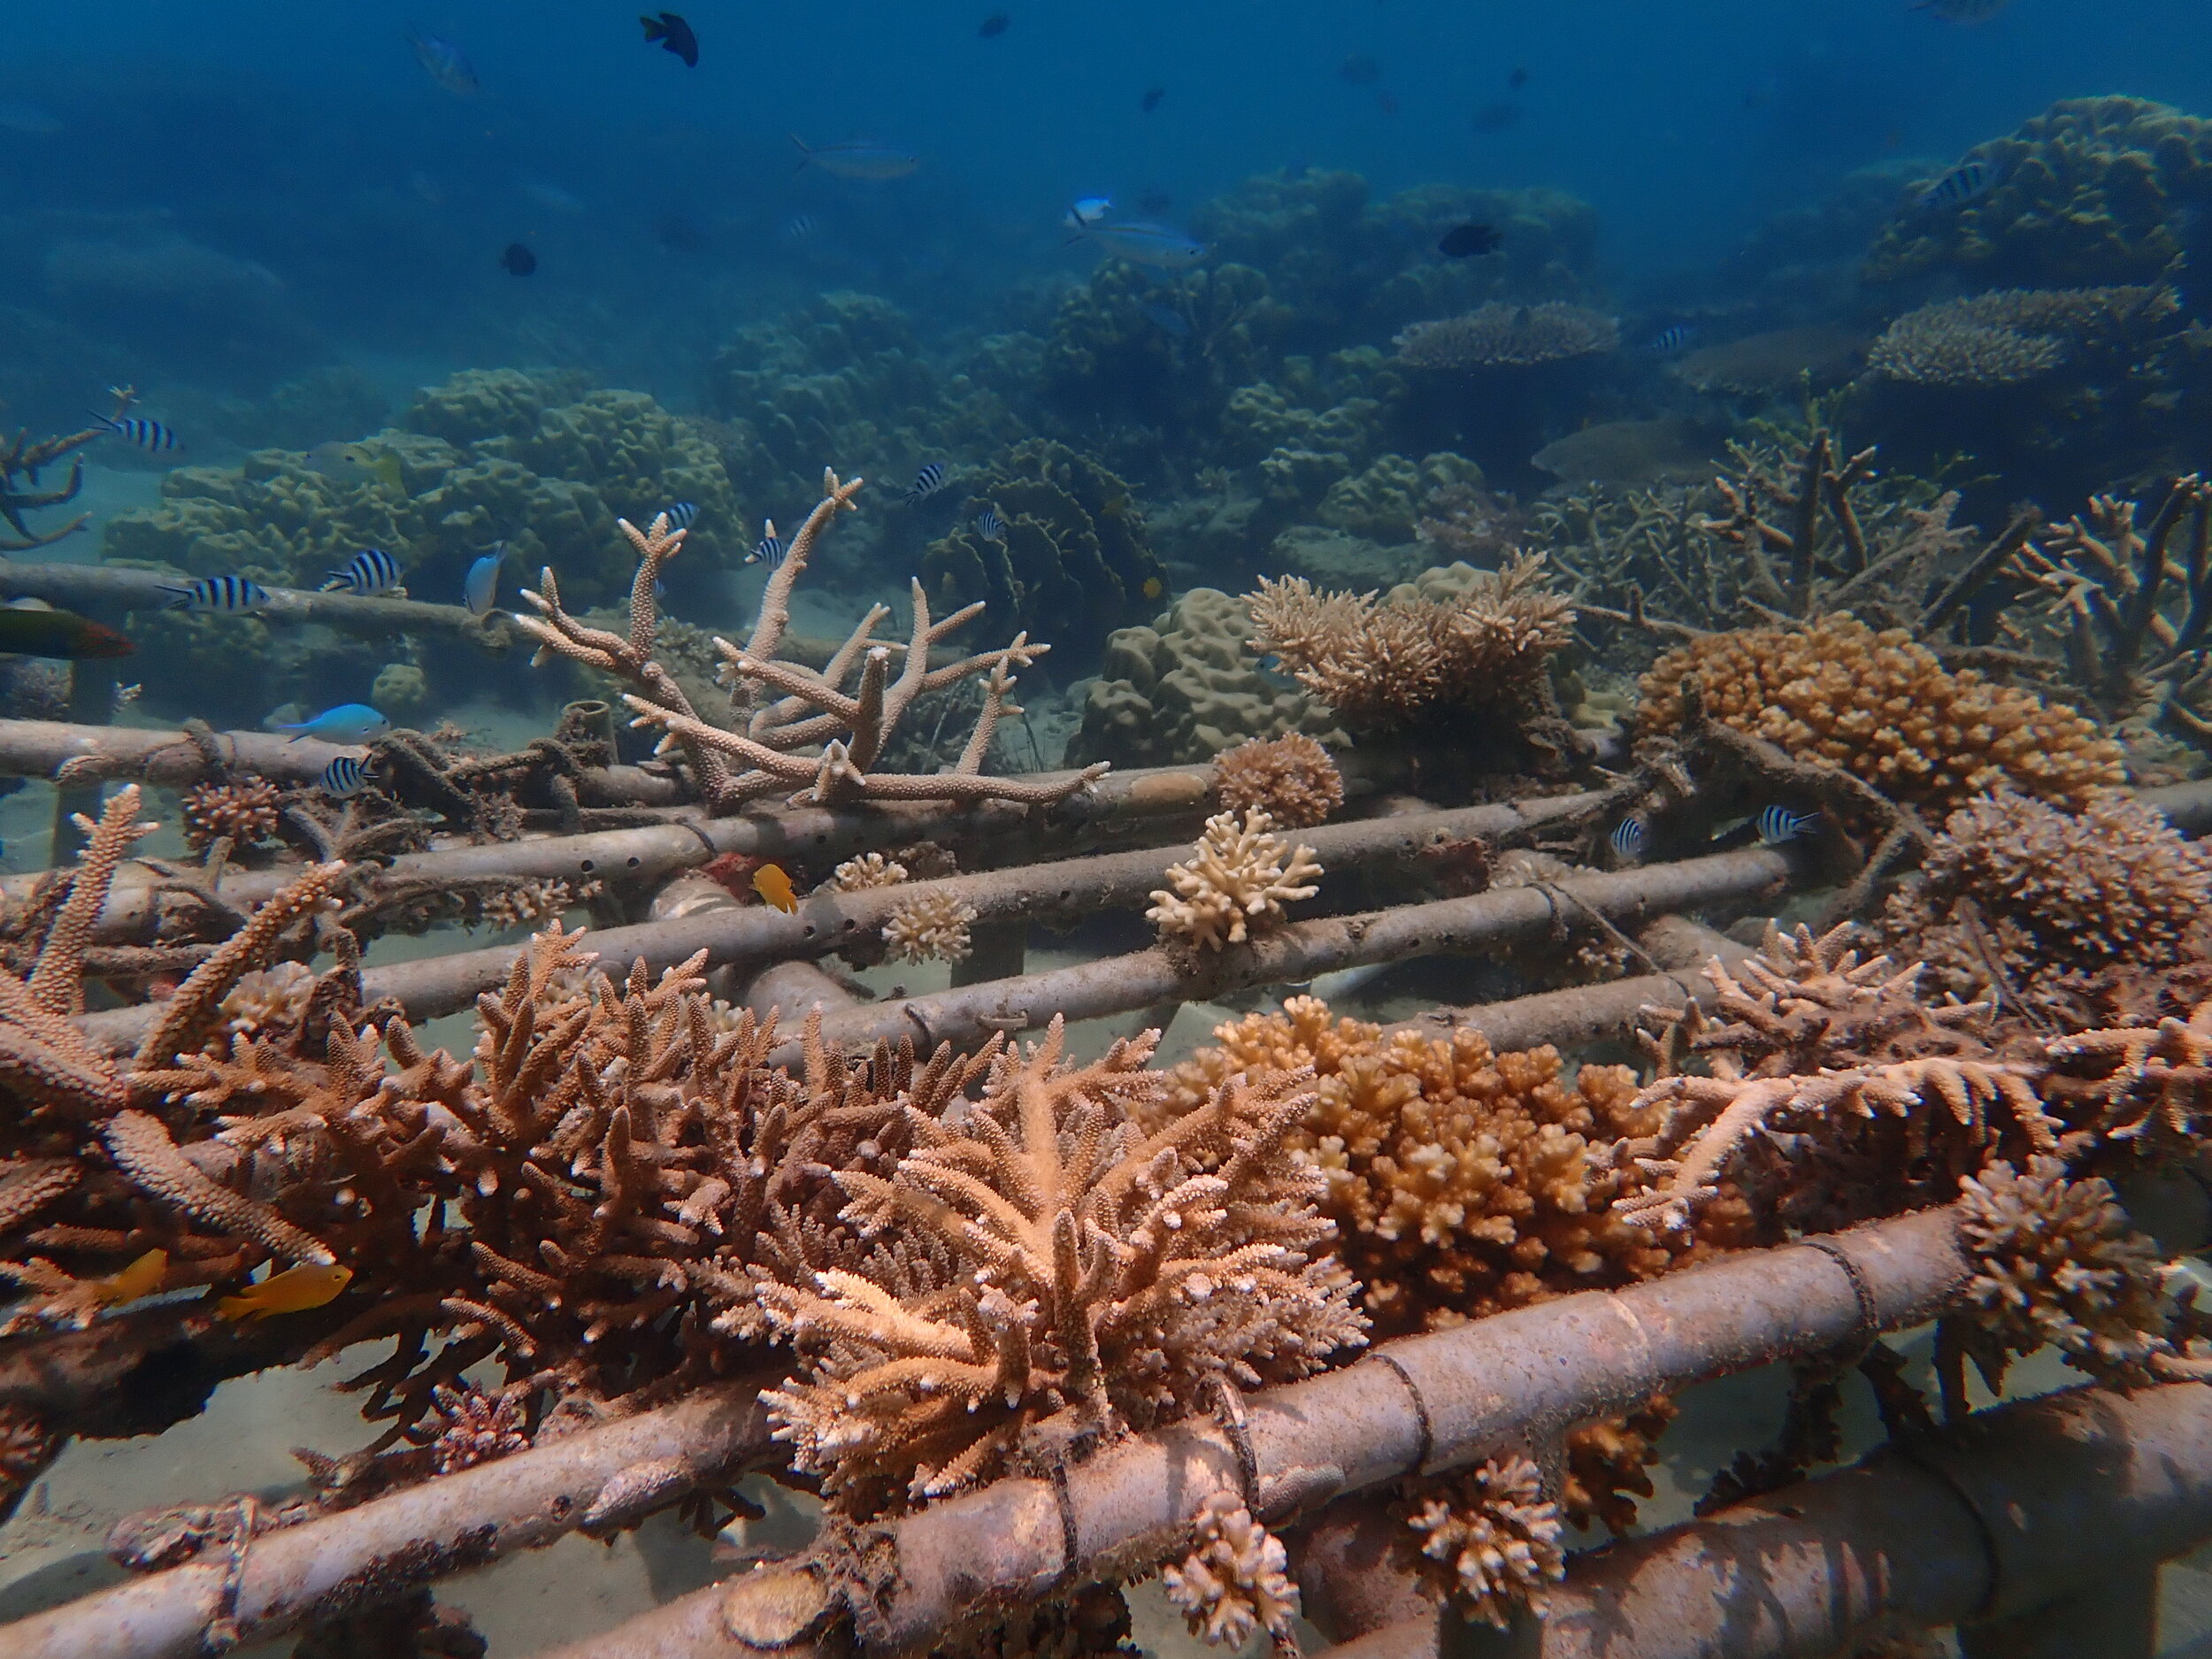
{"left": 1613, "top": 925, "right": 2055, "bottom": 1235}
{"left": 1394, "top": 1454, "right": 1565, "bottom": 1629}
{"left": 1147, "top": 809, "right": 1322, "bottom": 953}
{"left": 1394, "top": 303, "right": 1618, "bottom": 371}
{"left": 1563, "top": 1395, "right": 1678, "bottom": 1536}
{"left": 1865, "top": 286, "right": 2177, "bottom": 388}
{"left": 826, "top": 852, "right": 910, "bottom": 892}
{"left": 523, "top": 480, "right": 1106, "bottom": 810}
{"left": 180, "top": 778, "right": 284, "bottom": 851}
{"left": 472, "top": 877, "right": 595, "bottom": 933}
{"left": 1161, "top": 1493, "right": 1301, "bottom": 1654}
{"left": 1211, "top": 733, "right": 1344, "bottom": 829}
{"left": 426, "top": 1383, "right": 533, "bottom": 1476}
{"left": 880, "top": 893, "right": 977, "bottom": 964}
{"left": 1245, "top": 555, "right": 1575, "bottom": 733}
{"left": 1167, "top": 997, "right": 1724, "bottom": 1335}
{"left": 2039, "top": 995, "right": 2212, "bottom": 1159}
{"left": 0, "top": 415, "right": 103, "bottom": 552}
{"left": 757, "top": 1019, "right": 1365, "bottom": 1511}
{"left": 1638, "top": 613, "right": 2124, "bottom": 813}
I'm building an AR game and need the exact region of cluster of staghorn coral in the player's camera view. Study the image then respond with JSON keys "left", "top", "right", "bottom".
{"left": 516, "top": 472, "right": 1107, "bottom": 810}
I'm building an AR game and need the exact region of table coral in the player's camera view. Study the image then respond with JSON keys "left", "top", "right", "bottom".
{"left": 1637, "top": 612, "right": 2124, "bottom": 812}
{"left": 1864, "top": 97, "right": 2212, "bottom": 288}
{"left": 1394, "top": 303, "right": 1618, "bottom": 371}
{"left": 1212, "top": 733, "right": 1344, "bottom": 828}
{"left": 1148, "top": 808, "right": 1323, "bottom": 952}
{"left": 1865, "top": 286, "right": 2177, "bottom": 388}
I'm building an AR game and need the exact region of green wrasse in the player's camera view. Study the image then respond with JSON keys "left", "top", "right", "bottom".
{"left": 0, "top": 605, "right": 134, "bottom": 659}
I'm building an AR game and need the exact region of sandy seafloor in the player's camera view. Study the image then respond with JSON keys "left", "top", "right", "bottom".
{"left": 4, "top": 462, "right": 2210, "bottom": 1652}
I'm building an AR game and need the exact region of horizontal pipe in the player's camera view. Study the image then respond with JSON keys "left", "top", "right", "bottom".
{"left": 76, "top": 795, "right": 1607, "bottom": 1051}
{"left": 782, "top": 848, "right": 1791, "bottom": 1062}
{"left": 1328, "top": 1381, "right": 2212, "bottom": 1659}
{"left": 527, "top": 1204, "right": 1969, "bottom": 1659}
{"left": 0, "top": 562, "right": 513, "bottom": 645}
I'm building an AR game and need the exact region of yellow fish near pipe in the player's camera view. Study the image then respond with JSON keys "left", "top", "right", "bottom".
{"left": 751, "top": 863, "right": 798, "bottom": 913}
{"left": 217, "top": 1261, "right": 353, "bottom": 1322}
{"left": 93, "top": 1248, "right": 168, "bottom": 1306}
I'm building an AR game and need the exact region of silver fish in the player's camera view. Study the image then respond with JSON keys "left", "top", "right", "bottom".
{"left": 790, "top": 136, "right": 920, "bottom": 179}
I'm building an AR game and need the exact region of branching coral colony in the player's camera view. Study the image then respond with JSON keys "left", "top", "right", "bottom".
{"left": 516, "top": 469, "right": 1108, "bottom": 810}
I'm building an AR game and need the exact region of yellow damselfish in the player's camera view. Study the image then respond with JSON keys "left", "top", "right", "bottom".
{"left": 217, "top": 1261, "right": 353, "bottom": 1322}
{"left": 94, "top": 1248, "right": 168, "bottom": 1306}
{"left": 751, "top": 863, "right": 798, "bottom": 913}
{"left": 1142, "top": 577, "right": 1164, "bottom": 599}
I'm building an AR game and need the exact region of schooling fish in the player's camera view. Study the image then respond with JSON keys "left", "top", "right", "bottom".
{"left": 464, "top": 550, "right": 503, "bottom": 617}
{"left": 1755, "top": 805, "right": 1819, "bottom": 845}
{"left": 93, "top": 1248, "right": 168, "bottom": 1307}
{"left": 279, "top": 703, "right": 390, "bottom": 744}
{"left": 1074, "top": 219, "right": 1206, "bottom": 268}
{"left": 975, "top": 509, "right": 1007, "bottom": 542}
{"left": 1609, "top": 817, "right": 1647, "bottom": 863}
{"left": 500, "top": 242, "right": 537, "bottom": 276}
{"left": 781, "top": 213, "right": 820, "bottom": 242}
{"left": 749, "top": 528, "right": 786, "bottom": 569}
{"left": 319, "top": 755, "right": 373, "bottom": 798}
{"left": 407, "top": 30, "right": 479, "bottom": 95}
{"left": 904, "top": 463, "right": 950, "bottom": 503}
{"left": 790, "top": 136, "right": 922, "bottom": 179}
{"left": 1471, "top": 100, "right": 1522, "bottom": 134}
{"left": 640, "top": 11, "right": 699, "bottom": 66}
{"left": 1141, "top": 85, "right": 1165, "bottom": 113}
{"left": 94, "top": 413, "right": 179, "bottom": 452}
{"left": 1917, "top": 157, "right": 1999, "bottom": 210}
{"left": 664, "top": 501, "right": 700, "bottom": 531}
{"left": 751, "top": 863, "right": 798, "bottom": 913}
{"left": 217, "top": 1261, "right": 353, "bottom": 1323}
{"left": 161, "top": 575, "right": 270, "bottom": 612}
{"left": 1437, "top": 221, "right": 1502, "bottom": 258}
{"left": 0, "top": 606, "right": 134, "bottom": 659}
{"left": 978, "top": 12, "right": 1010, "bottom": 36}
{"left": 322, "top": 549, "right": 405, "bottom": 596}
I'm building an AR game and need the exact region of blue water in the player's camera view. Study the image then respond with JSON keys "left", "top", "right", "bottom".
{"left": 4, "top": 0, "right": 2207, "bottom": 416}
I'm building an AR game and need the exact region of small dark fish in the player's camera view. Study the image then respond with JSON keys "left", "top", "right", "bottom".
{"left": 664, "top": 501, "right": 700, "bottom": 531}
{"left": 640, "top": 12, "right": 699, "bottom": 67}
{"left": 749, "top": 528, "right": 787, "bottom": 569}
{"left": 1917, "top": 157, "right": 1998, "bottom": 210}
{"left": 1141, "top": 85, "right": 1165, "bottom": 113}
{"left": 0, "top": 605, "right": 134, "bottom": 659}
{"left": 978, "top": 12, "right": 1010, "bottom": 36}
{"left": 160, "top": 575, "right": 269, "bottom": 612}
{"left": 904, "top": 462, "right": 949, "bottom": 503}
{"left": 1508, "top": 65, "right": 1529, "bottom": 89}
{"left": 1141, "top": 300, "right": 1191, "bottom": 336}
{"left": 1609, "top": 818, "right": 1646, "bottom": 862}
{"left": 1137, "top": 188, "right": 1174, "bottom": 216}
{"left": 1755, "top": 806, "right": 1818, "bottom": 845}
{"left": 1376, "top": 91, "right": 1399, "bottom": 115}
{"left": 1437, "top": 222, "right": 1502, "bottom": 258}
{"left": 95, "top": 413, "right": 178, "bottom": 451}
{"left": 1339, "top": 54, "right": 1381, "bottom": 85}
{"left": 500, "top": 242, "right": 537, "bottom": 277}
{"left": 1646, "top": 323, "right": 1700, "bottom": 354}
{"left": 407, "top": 31, "right": 479, "bottom": 96}
{"left": 655, "top": 215, "right": 710, "bottom": 254}
{"left": 1471, "top": 100, "right": 1522, "bottom": 134}
{"left": 319, "top": 755, "right": 373, "bottom": 799}
{"left": 321, "top": 549, "right": 405, "bottom": 595}
{"left": 781, "top": 213, "right": 820, "bottom": 242}
{"left": 975, "top": 510, "right": 1007, "bottom": 542}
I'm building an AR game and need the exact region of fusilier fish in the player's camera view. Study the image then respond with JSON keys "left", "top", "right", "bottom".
{"left": 1071, "top": 219, "right": 1206, "bottom": 268}
{"left": 790, "top": 136, "right": 921, "bottom": 179}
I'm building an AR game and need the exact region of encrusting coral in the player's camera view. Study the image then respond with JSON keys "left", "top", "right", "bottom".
{"left": 1245, "top": 555, "right": 1576, "bottom": 732}
{"left": 1212, "top": 733, "right": 1345, "bottom": 828}
{"left": 1147, "top": 808, "right": 1323, "bottom": 953}
{"left": 1162, "top": 1493, "right": 1302, "bottom": 1654}
{"left": 757, "top": 1019, "right": 1366, "bottom": 1512}
{"left": 518, "top": 472, "right": 1107, "bottom": 810}
{"left": 1638, "top": 613, "right": 2124, "bottom": 813}
{"left": 1393, "top": 1454, "right": 1566, "bottom": 1629}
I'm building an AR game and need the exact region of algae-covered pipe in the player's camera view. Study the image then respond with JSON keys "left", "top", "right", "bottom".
{"left": 0, "top": 562, "right": 516, "bottom": 645}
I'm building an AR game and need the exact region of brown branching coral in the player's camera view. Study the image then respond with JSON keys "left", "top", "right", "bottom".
{"left": 518, "top": 477, "right": 1108, "bottom": 810}
{"left": 1638, "top": 613, "right": 2124, "bottom": 813}
{"left": 1168, "top": 997, "right": 1725, "bottom": 1335}
{"left": 2039, "top": 995, "right": 2212, "bottom": 1158}
{"left": 1614, "top": 925, "right": 2055, "bottom": 1235}
{"left": 757, "top": 1019, "right": 1366, "bottom": 1511}
{"left": 1394, "top": 303, "right": 1619, "bottom": 371}
{"left": 1162, "top": 1493, "right": 1302, "bottom": 1654}
{"left": 1565, "top": 1394, "right": 1677, "bottom": 1535}
{"left": 180, "top": 778, "right": 283, "bottom": 851}
{"left": 1245, "top": 555, "right": 1575, "bottom": 731}
{"left": 1147, "top": 808, "right": 1323, "bottom": 953}
{"left": 1394, "top": 1454, "right": 1565, "bottom": 1629}
{"left": 0, "top": 415, "right": 103, "bottom": 552}
{"left": 1211, "top": 733, "right": 1344, "bottom": 828}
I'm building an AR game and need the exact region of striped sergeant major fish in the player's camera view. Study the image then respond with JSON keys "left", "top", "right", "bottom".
{"left": 663, "top": 501, "right": 700, "bottom": 531}
{"left": 975, "top": 509, "right": 1007, "bottom": 542}
{"left": 1755, "top": 805, "right": 1819, "bottom": 845}
{"left": 160, "top": 575, "right": 270, "bottom": 612}
{"left": 1916, "top": 157, "right": 1999, "bottom": 211}
{"left": 1609, "top": 816, "right": 1647, "bottom": 863}
{"left": 319, "top": 755, "right": 373, "bottom": 798}
{"left": 320, "top": 548, "right": 405, "bottom": 595}
{"left": 1645, "top": 323, "right": 1700, "bottom": 355}
{"left": 748, "top": 525, "right": 786, "bottom": 569}
{"left": 904, "top": 462, "right": 949, "bottom": 503}
{"left": 93, "top": 412, "right": 179, "bottom": 451}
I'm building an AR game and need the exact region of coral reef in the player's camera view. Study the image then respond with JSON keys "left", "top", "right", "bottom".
{"left": 880, "top": 892, "right": 977, "bottom": 964}
{"left": 1211, "top": 733, "right": 1344, "bottom": 828}
{"left": 1147, "top": 809, "right": 1323, "bottom": 952}
{"left": 1865, "top": 286, "right": 2177, "bottom": 388}
{"left": 1638, "top": 613, "right": 2124, "bottom": 812}
{"left": 1393, "top": 1455, "right": 1565, "bottom": 1628}
{"left": 757, "top": 1021, "right": 1366, "bottom": 1510}
{"left": 1316, "top": 452, "right": 1486, "bottom": 544}
{"left": 1394, "top": 303, "right": 1618, "bottom": 372}
{"left": 1245, "top": 555, "right": 1576, "bottom": 733}
{"left": 1864, "top": 97, "right": 2212, "bottom": 288}
{"left": 1168, "top": 998, "right": 1728, "bottom": 1334}
{"left": 1066, "top": 588, "right": 1347, "bottom": 771}
{"left": 919, "top": 440, "right": 1169, "bottom": 671}
{"left": 1162, "top": 1494, "right": 1301, "bottom": 1654}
